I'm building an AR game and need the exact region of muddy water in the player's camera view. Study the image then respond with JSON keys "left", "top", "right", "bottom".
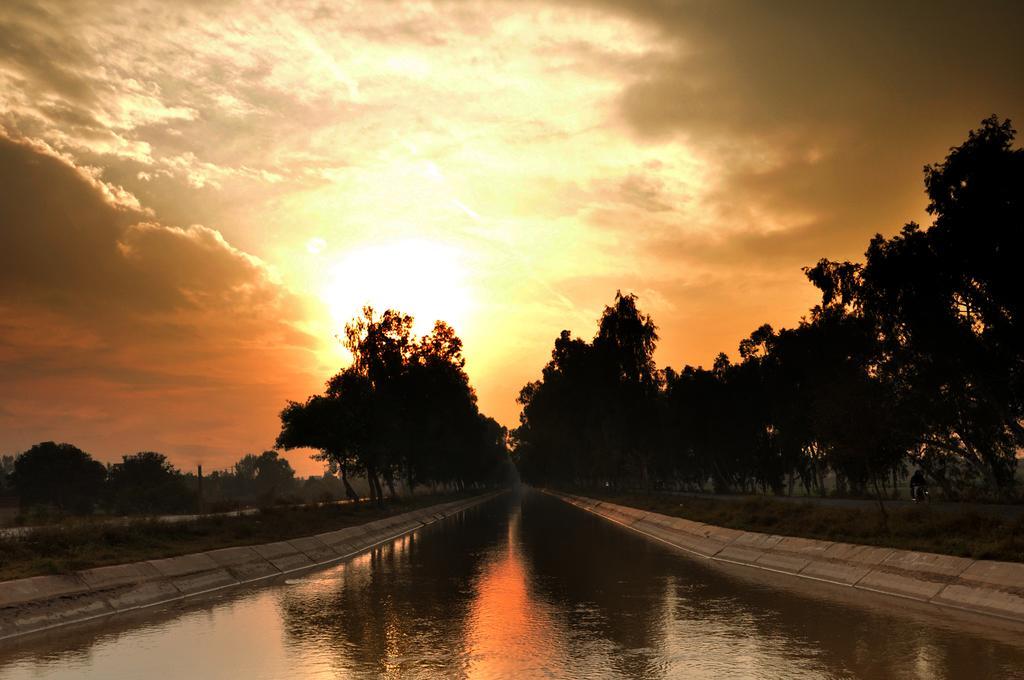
{"left": 1, "top": 490, "right": 1022, "bottom": 679}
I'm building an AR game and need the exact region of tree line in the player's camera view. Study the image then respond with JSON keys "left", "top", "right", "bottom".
{"left": 2, "top": 309, "right": 511, "bottom": 519}
{"left": 0, "top": 442, "right": 348, "bottom": 519}
{"left": 514, "top": 116, "right": 1023, "bottom": 501}
{"left": 276, "top": 308, "right": 511, "bottom": 503}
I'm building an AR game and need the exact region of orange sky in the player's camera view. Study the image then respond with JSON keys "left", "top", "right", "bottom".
{"left": 1, "top": 1, "right": 1022, "bottom": 475}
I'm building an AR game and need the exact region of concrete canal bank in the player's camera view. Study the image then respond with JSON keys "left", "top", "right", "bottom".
{"left": 0, "top": 492, "right": 504, "bottom": 641}
{"left": 545, "top": 489, "right": 1024, "bottom": 627}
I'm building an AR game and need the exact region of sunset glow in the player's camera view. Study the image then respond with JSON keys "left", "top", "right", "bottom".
{"left": 320, "top": 239, "right": 473, "bottom": 341}
{"left": 1, "top": 1, "right": 1021, "bottom": 474}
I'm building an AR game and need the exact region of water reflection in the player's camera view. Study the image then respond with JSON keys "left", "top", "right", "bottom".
{"left": 2, "top": 491, "right": 1024, "bottom": 679}
{"left": 276, "top": 525, "right": 480, "bottom": 677}
{"left": 463, "top": 503, "right": 570, "bottom": 678}
{"left": 516, "top": 493, "right": 1024, "bottom": 679}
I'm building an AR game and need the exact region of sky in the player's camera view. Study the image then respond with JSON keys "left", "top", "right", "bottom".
{"left": 1, "top": 0, "right": 1022, "bottom": 475}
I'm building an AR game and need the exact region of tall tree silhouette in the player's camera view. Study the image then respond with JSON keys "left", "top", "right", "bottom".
{"left": 10, "top": 442, "right": 106, "bottom": 514}
{"left": 278, "top": 307, "right": 507, "bottom": 501}
{"left": 807, "top": 116, "right": 1023, "bottom": 494}
{"left": 516, "top": 292, "right": 661, "bottom": 487}
{"left": 516, "top": 117, "right": 1022, "bottom": 500}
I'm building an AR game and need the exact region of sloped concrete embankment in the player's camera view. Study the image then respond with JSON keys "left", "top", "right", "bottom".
{"left": 546, "top": 490, "right": 1024, "bottom": 626}
{"left": 0, "top": 493, "right": 503, "bottom": 641}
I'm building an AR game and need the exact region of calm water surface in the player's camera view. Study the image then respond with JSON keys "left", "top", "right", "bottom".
{"left": 1, "top": 490, "right": 1023, "bottom": 679}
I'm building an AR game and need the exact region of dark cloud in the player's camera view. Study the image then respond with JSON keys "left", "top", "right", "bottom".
{"left": 0, "top": 137, "right": 299, "bottom": 319}
{"left": 581, "top": 0, "right": 1024, "bottom": 138}
{"left": 0, "top": 138, "right": 156, "bottom": 312}
{"left": 0, "top": 135, "right": 320, "bottom": 467}
{"left": 587, "top": 0, "right": 1024, "bottom": 262}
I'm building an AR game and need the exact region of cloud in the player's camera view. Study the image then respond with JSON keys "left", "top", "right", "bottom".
{"left": 594, "top": 0, "right": 1024, "bottom": 257}
{"left": 1, "top": 0, "right": 1021, "bottom": 438}
{"left": 587, "top": 1, "right": 1023, "bottom": 134}
{"left": 0, "top": 134, "right": 321, "bottom": 468}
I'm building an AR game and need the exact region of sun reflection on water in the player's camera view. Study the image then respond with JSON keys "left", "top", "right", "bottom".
{"left": 463, "top": 504, "right": 570, "bottom": 679}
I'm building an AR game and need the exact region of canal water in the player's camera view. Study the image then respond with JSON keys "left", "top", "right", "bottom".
{"left": 1, "top": 490, "right": 1023, "bottom": 679}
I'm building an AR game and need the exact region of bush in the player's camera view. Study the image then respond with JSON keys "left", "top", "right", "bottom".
{"left": 11, "top": 442, "right": 106, "bottom": 515}
{"left": 105, "top": 452, "right": 196, "bottom": 515}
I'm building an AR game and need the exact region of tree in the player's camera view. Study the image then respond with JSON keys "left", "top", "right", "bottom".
{"left": 105, "top": 451, "right": 195, "bottom": 515}
{"left": 806, "top": 115, "right": 1024, "bottom": 494}
{"left": 10, "top": 442, "right": 106, "bottom": 514}
{"left": 515, "top": 116, "right": 1022, "bottom": 502}
{"left": 342, "top": 307, "right": 414, "bottom": 502}
{"left": 663, "top": 363, "right": 740, "bottom": 492}
{"left": 515, "top": 292, "right": 661, "bottom": 488}
{"left": 278, "top": 307, "right": 507, "bottom": 502}
{"left": 0, "top": 454, "right": 14, "bottom": 492}
{"left": 278, "top": 391, "right": 365, "bottom": 502}
{"left": 234, "top": 450, "right": 296, "bottom": 502}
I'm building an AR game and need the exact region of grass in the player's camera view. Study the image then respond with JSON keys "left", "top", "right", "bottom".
{"left": 0, "top": 491, "right": 478, "bottom": 581}
{"left": 584, "top": 491, "right": 1024, "bottom": 563}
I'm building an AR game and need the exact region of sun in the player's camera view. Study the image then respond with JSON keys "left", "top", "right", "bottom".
{"left": 320, "top": 239, "right": 473, "bottom": 339}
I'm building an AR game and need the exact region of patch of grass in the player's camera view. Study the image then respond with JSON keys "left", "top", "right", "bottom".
{"left": 0, "top": 492, "right": 477, "bottom": 581}
{"left": 587, "top": 491, "right": 1024, "bottom": 563}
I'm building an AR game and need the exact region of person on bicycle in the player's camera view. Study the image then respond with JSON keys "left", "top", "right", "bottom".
{"left": 910, "top": 469, "right": 928, "bottom": 502}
